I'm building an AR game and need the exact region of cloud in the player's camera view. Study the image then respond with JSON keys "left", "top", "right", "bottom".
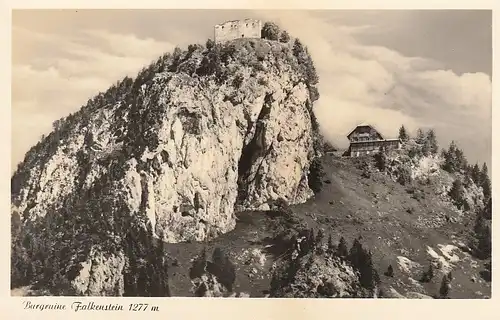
{"left": 257, "top": 11, "right": 490, "bottom": 167}
{"left": 11, "top": 27, "right": 175, "bottom": 170}
{"left": 11, "top": 10, "right": 491, "bottom": 171}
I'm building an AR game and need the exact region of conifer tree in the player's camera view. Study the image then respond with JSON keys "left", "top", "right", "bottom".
{"left": 416, "top": 128, "right": 426, "bottom": 144}
{"left": 449, "top": 179, "right": 466, "bottom": 210}
{"left": 426, "top": 129, "right": 439, "bottom": 155}
{"left": 421, "top": 263, "right": 434, "bottom": 283}
{"left": 480, "top": 163, "right": 491, "bottom": 200}
{"left": 385, "top": 264, "right": 394, "bottom": 277}
{"left": 439, "top": 275, "right": 451, "bottom": 298}
{"left": 348, "top": 238, "right": 364, "bottom": 269}
{"left": 337, "top": 237, "right": 348, "bottom": 259}
{"left": 374, "top": 146, "right": 387, "bottom": 171}
{"left": 308, "top": 229, "right": 316, "bottom": 249}
{"left": 471, "top": 163, "right": 481, "bottom": 184}
{"left": 327, "top": 234, "right": 335, "bottom": 254}
{"left": 398, "top": 125, "right": 409, "bottom": 142}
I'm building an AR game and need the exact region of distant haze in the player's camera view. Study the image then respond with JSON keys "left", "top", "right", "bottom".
{"left": 12, "top": 10, "right": 492, "bottom": 172}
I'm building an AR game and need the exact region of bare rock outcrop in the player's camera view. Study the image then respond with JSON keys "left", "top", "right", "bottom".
{"left": 11, "top": 37, "right": 321, "bottom": 295}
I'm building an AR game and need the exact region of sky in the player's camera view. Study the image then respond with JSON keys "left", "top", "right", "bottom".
{"left": 11, "top": 10, "right": 492, "bottom": 171}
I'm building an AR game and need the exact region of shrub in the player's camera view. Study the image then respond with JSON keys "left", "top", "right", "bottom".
{"left": 279, "top": 30, "right": 291, "bottom": 43}
{"left": 261, "top": 22, "right": 281, "bottom": 41}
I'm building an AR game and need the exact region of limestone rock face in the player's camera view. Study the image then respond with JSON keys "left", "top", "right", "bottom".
{"left": 71, "top": 248, "right": 126, "bottom": 296}
{"left": 11, "top": 38, "right": 320, "bottom": 295}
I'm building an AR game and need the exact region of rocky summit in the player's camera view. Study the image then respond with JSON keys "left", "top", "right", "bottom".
{"left": 11, "top": 32, "right": 323, "bottom": 296}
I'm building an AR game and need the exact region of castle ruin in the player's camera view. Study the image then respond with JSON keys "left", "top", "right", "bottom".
{"left": 214, "top": 19, "right": 262, "bottom": 43}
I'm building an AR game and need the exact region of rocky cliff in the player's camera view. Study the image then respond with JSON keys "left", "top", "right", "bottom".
{"left": 11, "top": 36, "right": 322, "bottom": 295}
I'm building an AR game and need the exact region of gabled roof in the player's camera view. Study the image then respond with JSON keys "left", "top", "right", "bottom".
{"left": 346, "top": 123, "right": 385, "bottom": 139}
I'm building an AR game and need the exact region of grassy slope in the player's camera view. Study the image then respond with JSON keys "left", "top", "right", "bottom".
{"left": 164, "top": 154, "right": 491, "bottom": 298}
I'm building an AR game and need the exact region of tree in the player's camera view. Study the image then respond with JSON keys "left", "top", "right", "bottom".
{"left": 441, "top": 141, "right": 465, "bottom": 173}
{"left": 315, "top": 229, "right": 325, "bottom": 246}
{"left": 292, "top": 39, "right": 319, "bottom": 85}
{"left": 384, "top": 265, "right": 394, "bottom": 277}
{"left": 279, "top": 30, "right": 291, "bottom": 43}
{"left": 439, "top": 275, "right": 451, "bottom": 298}
{"left": 471, "top": 163, "right": 481, "bottom": 184}
{"left": 206, "top": 38, "right": 215, "bottom": 50}
{"left": 426, "top": 129, "right": 439, "bottom": 155}
{"left": 210, "top": 247, "right": 236, "bottom": 292}
{"left": 447, "top": 272, "right": 453, "bottom": 281}
{"left": 420, "top": 263, "right": 434, "bottom": 283}
{"left": 473, "top": 199, "right": 492, "bottom": 259}
{"left": 336, "top": 237, "right": 348, "bottom": 259}
{"left": 374, "top": 146, "right": 387, "bottom": 171}
{"left": 261, "top": 22, "right": 281, "bottom": 41}
{"left": 308, "top": 157, "right": 324, "bottom": 194}
{"left": 398, "top": 125, "right": 409, "bottom": 142}
{"left": 327, "top": 234, "right": 335, "bottom": 254}
{"left": 480, "top": 163, "right": 491, "bottom": 200}
{"left": 189, "top": 247, "right": 207, "bottom": 279}
{"left": 415, "top": 128, "right": 426, "bottom": 145}
{"left": 448, "top": 179, "right": 467, "bottom": 210}
{"left": 348, "top": 238, "right": 364, "bottom": 268}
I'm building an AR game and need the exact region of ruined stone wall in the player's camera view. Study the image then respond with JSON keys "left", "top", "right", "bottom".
{"left": 214, "top": 19, "right": 262, "bottom": 43}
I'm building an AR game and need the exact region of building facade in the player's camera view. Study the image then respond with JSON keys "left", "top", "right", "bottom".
{"left": 214, "top": 19, "right": 262, "bottom": 43}
{"left": 345, "top": 124, "right": 401, "bottom": 157}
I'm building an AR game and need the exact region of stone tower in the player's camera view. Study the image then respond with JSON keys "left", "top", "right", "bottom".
{"left": 214, "top": 19, "right": 262, "bottom": 43}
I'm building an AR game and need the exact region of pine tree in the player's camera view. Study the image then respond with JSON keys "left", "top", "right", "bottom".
{"left": 471, "top": 163, "right": 481, "bottom": 184}
{"left": 308, "top": 229, "right": 316, "bottom": 249}
{"left": 385, "top": 264, "right": 394, "bottom": 277}
{"left": 348, "top": 238, "right": 364, "bottom": 269}
{"left": 426, "top": 129, "right": 439, "bottom": 155}
{"left": 455, "top": 148, "right": 467, "bottom": 172}
{"left": 421, "top": 263, "right": 434, "bottom": 283}
{"left": 449, "top": 179, "right": 466, "bottom": 210}
{"left": 439, "top": 275, "right": 451, "bottom": 298}
{"left": 337, "top": 237, "right": 348, "bottom": 259}
{"left": 416, "top": 128, "right": 426, "bottom": 144}
{"left": 398, "top": 125, "right": 409, "bottom": 142}
{"left": 327, "top": 234, "right": 335, "bottom": 254}
{"left": 315, "top": 229, "right": 324, "bottom": 246}
{"left": 480, "top": 163, "right": 491, "bottom": 200}
{"left": 374, "top": 146, "right": 387, "bottom": 171}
